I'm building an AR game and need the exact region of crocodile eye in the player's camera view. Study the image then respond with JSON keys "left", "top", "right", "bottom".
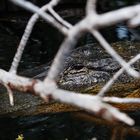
{"left": 74, "top": 65, "right": 84, "bottom": 70}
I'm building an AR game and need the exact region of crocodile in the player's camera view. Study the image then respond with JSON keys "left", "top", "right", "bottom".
{"left": 34, "top": 41, "right": 140, "bottom": 95}
{"left": 59, "top": 43, "right": 136, "bottom": 90}
{"left": 0, "top": 41, "right": 140, "bottom": 117}
{"left": 57, "top": 42, "right": 140, "bottom": 97}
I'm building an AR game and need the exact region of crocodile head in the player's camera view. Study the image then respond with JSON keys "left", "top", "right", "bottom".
{"left": 58, "top": 42, "right": 140, "bottom": 92}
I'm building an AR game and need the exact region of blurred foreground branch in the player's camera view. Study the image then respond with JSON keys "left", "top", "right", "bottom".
{"left": 0, "top": 0, "right": 139, "bottom": 125}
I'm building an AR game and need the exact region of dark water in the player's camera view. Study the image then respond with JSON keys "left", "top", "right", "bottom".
{"left": 0, "top": 1, "right": 140, "bottom": 140}
{"left": 0, "top": 20, "right": 63, "bottom": 71}
{"left": 0, "top": 113, "right": 111, "bottom": 140}
{"left": 1, "top": 112, "right": 140, "bottom": 140}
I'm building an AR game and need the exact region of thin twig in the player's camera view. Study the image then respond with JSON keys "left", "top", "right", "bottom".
{"left": 91, "top": 29, "right": 140, "bottom": 78}
{"left": 10, "top": 0, "right": 69, "bottom": 73}
{"left": 87, "top": 4, "right": 140, "bottom": 28}
{"left": 98, "top": 54, "right": 140, "bottom": 96}
{"left": 10, "top": 0, "right": 69, "bottom": 35}
{"left": 48, "top": 7, "right": 73, "bottom": 29}
{"left": 86, "top": 0, "right": 97, "bottom": 15}
{"left": 45, "top": 21, "right": 86, "bottom": 81}
{"left": 4, "top": 84, "right": 14, "bottom": 106}
{"left": 103, "top": 97, "right": 140, "bottom": 104}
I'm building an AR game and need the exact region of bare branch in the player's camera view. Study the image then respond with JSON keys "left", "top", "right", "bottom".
{"left": 129, "top": 14, "right": 140, "bottom": 27}
{"left": 86, "top": 4, "right": 140, "bottom": 28}
{"left": 91, "top": 29, "right": 140, "bottom": 78}
{"left": 48, "top": 7, "right": 73, "bottom": 29}
{"left": 9, "top": 14, "right": 37, "bottom": 73}
{"left": 86, "top": 0, "right": 97, "bottom": 15}
{"left": 4, "top": 84, "right": 14, "bottom": 106}
{"left": 103, "top": 97, "right": 140, "bottom": 104}
{"left": 46, "top": 21, "right": 86, "bottom": 81}
{"left": 6, "top": 0, "right": 140, "bottom": 126}
{"left": 9, "top": 0, "right": 70, "bottom": 74}
{"left": 48, "top": 0, "right": 61, "bottom": 7}
{"left": 0, "top": 69, "right": 134, "bottom": 125}
{"left": 10, "top": 0, "right": 69, "bottom": 35}
{"left": 98, "top": 54, "right": 140, "bottom": 96}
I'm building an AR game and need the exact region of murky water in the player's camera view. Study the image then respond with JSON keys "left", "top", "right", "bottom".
{"left": 0, "top": 113, "right": 111, "bottom": 140}
{"left": 1, "top": 112, "right": 140, "bottom": 140}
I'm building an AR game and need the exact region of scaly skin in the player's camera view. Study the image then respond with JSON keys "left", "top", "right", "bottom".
{"left": 0, "top": 41, "right": 140, "bottom": 117}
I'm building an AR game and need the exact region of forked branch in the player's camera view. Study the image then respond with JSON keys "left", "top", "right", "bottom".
{"left": 2, "top": 0, "right": 139, "bottom": 125}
